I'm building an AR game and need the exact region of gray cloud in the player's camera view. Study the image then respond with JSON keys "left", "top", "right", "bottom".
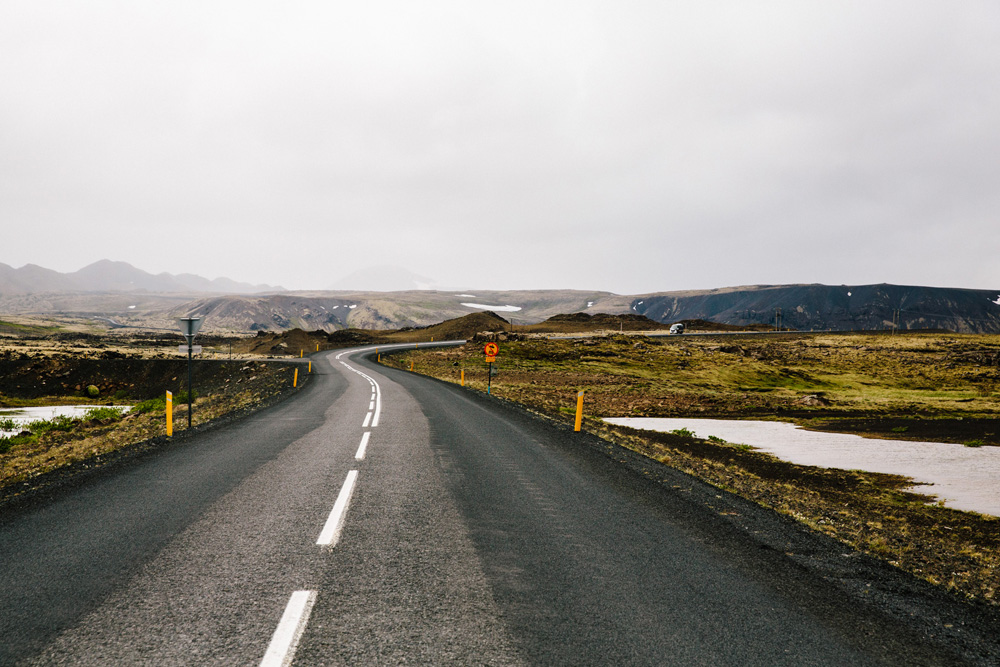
{"left": 2, "top": 1, "right": 998, "bottom": 293}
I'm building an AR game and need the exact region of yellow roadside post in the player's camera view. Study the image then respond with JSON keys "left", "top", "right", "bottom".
{"left": 308, "top": 361, "right": 312, "bottom": 373}
{"left": 166, "top": 390, "right": 173, "bottom": 437}
{"left": 316, "top": 343, "right": 319, "bottom": 352}
{"left": 294, "top": 368, "right": 299, "bottom": 387}
{"left": 574, "top": 390, "right": 585, "bottom": 432}
{"left": 300, "top": 349, "right": 303, "bottom": 358}
{"left": 461, "top": 369, "right": 465, "bottom": 386}
{"left": 410, "top": 359, "right": 414, "bottom": 371}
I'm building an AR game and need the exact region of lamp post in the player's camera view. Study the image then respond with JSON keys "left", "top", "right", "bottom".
{"left": 177, "top": 317, "right": 204, "bottom": 428}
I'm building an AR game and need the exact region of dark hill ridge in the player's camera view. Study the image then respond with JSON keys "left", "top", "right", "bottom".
{"left": 235, "top": 312, "right": 516, "bottom": 355}
{"left": 524, "top": 313, "right": 668, "bottom": 333}
{"left": 408, "top": 311, "right": 512, "bottom": 340}
{"left": 633, "top": 283, "right": 1000, "bottom": 334}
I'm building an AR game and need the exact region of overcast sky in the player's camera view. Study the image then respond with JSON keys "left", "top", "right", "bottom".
{"left": 2, "top": 1, "right": 998, "bottom": 294}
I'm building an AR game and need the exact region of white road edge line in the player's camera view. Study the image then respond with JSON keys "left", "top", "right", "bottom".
{"left": 355, "top": 432, "right": 370, "bottom": 460}
{"left": 362, "top": 411, "right": 372, "bottom": 428}
{"left": 317, "top": 470, "right": 359, "bottom": 546}
{"left": 260, "top": 590, "right": 317, "bottom": 667}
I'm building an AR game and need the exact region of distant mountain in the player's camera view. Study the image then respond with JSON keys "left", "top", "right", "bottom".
{"left": 328, "top": 266, "right": 437, "bottom": 291}
{"left": 2, "top": 272, "right": 998, "bottom": 335}
{"left": 632, "top": 283, "right": 1000, "bottom": 334}
{"left": 0, "top": 260, "right": 283, "bottom": 296}
{"left": 0, "top": 263, "right": 71, "bottom": 294}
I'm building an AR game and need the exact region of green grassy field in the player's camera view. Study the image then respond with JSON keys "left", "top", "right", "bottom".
{"left": 400, "top": 332, "right": 1000, "bottom": 437}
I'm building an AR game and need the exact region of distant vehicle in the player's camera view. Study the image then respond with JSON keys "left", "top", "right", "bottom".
{"left": 669, "top": 323, "right": 685, "bottom": 335}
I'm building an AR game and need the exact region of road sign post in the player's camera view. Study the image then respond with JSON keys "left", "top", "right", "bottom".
{"left": 484, "top": 342, "right": 499, "bottom": 394}
{"left": 177, "top": 317, "right": 204, "bottom": 429}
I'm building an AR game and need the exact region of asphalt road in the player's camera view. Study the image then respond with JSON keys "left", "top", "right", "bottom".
{"left": 1, "top": 344, "right": 997, "bottom": 665}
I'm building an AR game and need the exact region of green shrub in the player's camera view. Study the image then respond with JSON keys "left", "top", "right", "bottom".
{"left": 82, "top": 406, "right": 126, "bottom": 421}
{"left": 0, "top": 418, "right": 18, "bottom": 432}
{"left": 0, "top": 432, "right": 37, "bottom": 452}
{"left": 891, "top": 426, "right": 909, "bottom": 433}
{"left": 175, "top": 390, "right": 198, "bottom": 404}
{"left": 707, "top": 434, "right": 752, "bottom": 451}
{"left": 86, "top": 385, "right": 100, "bottom": 397}
{"left": 113, "top": 389, "right": 129, "bottom": 400}
{"left": 964, "top": 439, "right": 985, "bottom": 448}
{"left": 670, "top": 427, "right": 696, "bottom": 438}
{"left": 29, "top": 415, "right": 78, "bottom": 434}
{"left": 132, "top": 398, "right": 166, "bottom": 414}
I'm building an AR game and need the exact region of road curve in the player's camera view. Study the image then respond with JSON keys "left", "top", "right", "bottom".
{"left": 0, "top": 343, "right": 996, "bottom": 665}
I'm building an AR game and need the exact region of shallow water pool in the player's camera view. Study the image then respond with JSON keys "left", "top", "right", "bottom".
{"left": 605, "top": 417, "right": 1000, "bottom": 517}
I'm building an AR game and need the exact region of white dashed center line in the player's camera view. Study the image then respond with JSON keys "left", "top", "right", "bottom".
{"left": 261, "top": 347, "right": 398, "bottom": 662}
{"left": 317, "top": 470, "right": 359, "bottom": 547}
{"left": 260, "top": 590, "right": 317, "bottom": 667}
{"left": 355, "top": 432, "right": 370, "bottom": 460}
{"left": 336, "top": 352, "right": 384, "bottom": 429}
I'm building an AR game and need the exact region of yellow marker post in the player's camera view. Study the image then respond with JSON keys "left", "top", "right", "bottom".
{"left": 308, "top": 361, "right": 312, "bottom": 373}
{"left": 461, "top": 369, "right": 465, "bottom": 386}
{"left": 574, "top": 390, "right": 585, "bottom": 432}
{"left": 166, "top": 390, "right": 173, "bottom": 437}
{"left": 300, "top": 349, "right": 303, "bottom": 358}
{"left": 316, "top": 343, "right": 319, "bottom": 352}
{"left": 378, "top": 354, "right": 381, "bottom": 362}
{"left": 294, "top": 368, "right": 299, "bottom": 387}
{"left": 410, "top": 360, "right": 414, "bottom": 371}
{"left": 415, "top": 343, "right": 419, "bottom": 349}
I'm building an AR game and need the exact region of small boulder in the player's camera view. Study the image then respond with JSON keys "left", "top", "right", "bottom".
{"left": 796, "top": 394, "right": 831, "bottom": 407}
